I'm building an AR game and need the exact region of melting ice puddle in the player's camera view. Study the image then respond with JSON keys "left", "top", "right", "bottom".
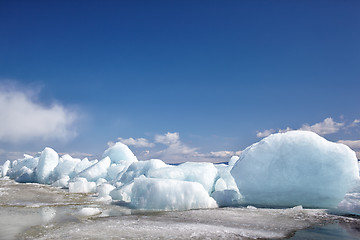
{"left": 287, "top": 222, "right": 360, "bottom": 240}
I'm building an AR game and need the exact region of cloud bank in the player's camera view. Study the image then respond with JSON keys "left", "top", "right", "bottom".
{"left": 113, "top": 132, "right": 241, "bottom": 163}
{"left": 257, "top": 117, "right": 346, "bottom": 138}
{"left": 0, "top": 86, "right": 78, "bottom": 143}
{"left": 338, "top": 140, "right": 360, "bottom": 159}
{"left": 116, "top": 137, "right": 155, "bottom": 148}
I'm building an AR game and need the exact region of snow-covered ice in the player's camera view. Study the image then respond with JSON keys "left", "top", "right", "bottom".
{"left": 231, "top": 131, "right": 360, "bottom": 208}
{"left": 131, "top": 176, "right": 218, "bottom": 210}
{"left": 148, "top": 161, "right": 218, "bottom": 194}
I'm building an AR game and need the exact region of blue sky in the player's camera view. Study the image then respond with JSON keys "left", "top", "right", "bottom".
{"left": 0, "top": 0, "right": 359, "bottom": 163}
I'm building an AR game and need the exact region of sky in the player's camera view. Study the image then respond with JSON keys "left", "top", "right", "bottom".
{"left": 0, "top": 0, "right": 359, "bottom": 164}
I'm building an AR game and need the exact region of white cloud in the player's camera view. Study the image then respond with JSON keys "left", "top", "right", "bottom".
{"left": 117, "top": 137, "right": 155, "bottom": 148}
{"left": 152, "top": 132, "right": 199, "bottom": 162}
{"left": 348, "top": 119, "right": 360, "bottom": 128}
{"left": 257, "top": 117, "right": 345, "bottom": 138}
{"left": 208, "top": 150, "right": 242, "bottom": 158}
{"left": 155, "top": 132, "right": 180, "bottom": 145}
{"left": 118, "top": 132, "right": 242, "bottom": 163}
{"left": 0, "top": 86, "right": 78, "bottom": 143}
{"left": 256, "top": 129, "right": 276, "bottom": 138}
{"left": 337, "top": 140, "right": 360, "bottom": 150}
{"left": 299, "top": 117, "right": 344, "bottom": 135}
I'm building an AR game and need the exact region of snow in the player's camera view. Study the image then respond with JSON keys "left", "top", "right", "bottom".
{"left": 36, "top": 147, "right": 59, "bottom": 184}
{"left": 231, "top": 131, "right": 360, "bottom": 208}
{"left": 131, "top": 176, "right": 218, "bottom": 211}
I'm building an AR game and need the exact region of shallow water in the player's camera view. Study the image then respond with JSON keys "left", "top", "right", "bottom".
{"left": 1, "top": 178, "right": 360, "bottom": 240}
{"left": 287, "top": 222, "right": 360, "bottom": 240}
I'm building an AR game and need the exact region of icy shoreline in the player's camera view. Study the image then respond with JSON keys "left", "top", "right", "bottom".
{"left": 1, "top": 178, "right": 360, "bottom": 240}
{"left": 1, "top": 130, "right": 360, "bottom": 239}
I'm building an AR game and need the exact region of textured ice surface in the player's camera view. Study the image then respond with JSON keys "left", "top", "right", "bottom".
{"left": 110, "top": 182, "right": 134, "bottom": 202}
{"left": 337, "top": 180, "right": 360, "bottom": 215}
{"left": 17, "top": 206, "right": 360, "bottom": 240}
{"left": 231, "top": 131, "right": 360, "bottom": 208}
{"left": 215, "top": 164, "right": 239, "bottom": 192}
{"left": 6, "top": 156, "right": 39, "bottom": 182}
{"left": 13, "top": 166, "right": 34, "bottom": 183}
{"left": 228, "top": 156, "right": 239, "bottom": 166}
{"left": 36, "top": 148, "right": 59, "bottom": 184}
{"left": 2, "top": 132, "right": 360, "bottom": 213}
{"left": 69, "top": 178, "right": 96, "bottom": 193}
{"left": 73, "top": 158, "right": 94, "bottom": 174}
{"left": 131, "top": 176, "right": 218, "bottom": 211}
{"left": 212, "top": 164, "right": 243, "bottom": 206}
{"left": 102, "top": 142, "right": 138, "bottom": 165}
{"left": 77, "top": 157, "right": 111, "bottom": 182}
{"left": 211, "top": 190, "right": 243, "bottom": 207}
{"left": 148, "top": 162, "right": 217, "bottom": 194}
{"left": 52, "top": 176, "right": 70, "bottom": 188}
{"left": 117, "top": 159, "right": 167, "bottom": 184}
{"left": 1, "top": 160, "right": 10, "bottom": 177}
{"left": 53, "top": 155, "right": 80, "bottom": 179}
{"left": 2, "top": 178, "right": 360, "bottom": 240}
{"left": 9, "top": 156, "right": 38, "bottom": 176}
{"left": 106, "top": 164, "right": 127, "bottom": 181}
{"left": 97, "top": 183, "right": 116, "bottom": 198}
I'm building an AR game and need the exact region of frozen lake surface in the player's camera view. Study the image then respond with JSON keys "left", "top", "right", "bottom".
{"left": 1, "top": 178, "right": 359, "bottom": 240}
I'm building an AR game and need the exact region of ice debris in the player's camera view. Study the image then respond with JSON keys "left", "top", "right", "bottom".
{"left": 1, "top": 130, "right": 359, "bottom": 212}
{"left": 131, "top": 176, "right": 218, "bottom": 210}
{"left": 36, "top": 147, "right": 59, "bottom": 184}
{"left": 76, "top": 207, "right": 101, "bottom": 217}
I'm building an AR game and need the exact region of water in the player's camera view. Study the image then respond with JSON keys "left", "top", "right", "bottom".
{"left": 1, "top": 178, "right": 359, "bottom": 240}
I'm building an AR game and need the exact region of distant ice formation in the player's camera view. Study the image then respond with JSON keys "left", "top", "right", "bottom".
{"left": 1, "top": 131, "right": 359, "bottom": 213}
